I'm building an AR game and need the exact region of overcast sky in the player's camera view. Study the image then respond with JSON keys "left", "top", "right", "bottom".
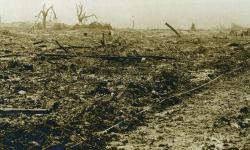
{"left": 0, "top": 0, "right": 250, "bottom": 29}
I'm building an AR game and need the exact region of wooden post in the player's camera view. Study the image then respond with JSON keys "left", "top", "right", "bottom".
{"left": 101, "top": 33, "right": 106, "bottom": 46}
{"left": 165, "top": 22, "right": 181, "bottom": 37}
{"left": 132, "top": 16, "right": 135, "bottom": 29}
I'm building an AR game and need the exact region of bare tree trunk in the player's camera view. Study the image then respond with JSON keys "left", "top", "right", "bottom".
{"left": 43, "top": 14, "right": 47, "bottom": 29}
{"left": 36, "top": 4, "right": 57, "bottom": 29}
{"left": 78, "top": 16, "right": 84, "bottom": 24}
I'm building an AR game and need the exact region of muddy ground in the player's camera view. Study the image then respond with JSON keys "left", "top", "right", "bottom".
{"left": 109, "top": 67, "right": 250, "bottom": 150}
{"left": 0, "top": 27, "right": 249, "bottom": 149}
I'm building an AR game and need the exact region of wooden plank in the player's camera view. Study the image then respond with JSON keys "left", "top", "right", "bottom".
{"left": 0, "top": 108, "right": 51, "bottom": 115}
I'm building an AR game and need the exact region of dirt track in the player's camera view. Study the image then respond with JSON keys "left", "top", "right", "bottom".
{"left": 109, "top": 69, "right": 250, "bottom": 150}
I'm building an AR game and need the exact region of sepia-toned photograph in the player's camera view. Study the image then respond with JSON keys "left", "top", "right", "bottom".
{"left": 0, "top": 0, "right": 249, "bottom": 149}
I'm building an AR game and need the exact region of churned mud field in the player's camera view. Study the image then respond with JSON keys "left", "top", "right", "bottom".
{"left": 0, "top": 27, "right": 249, "bottom": 149}
{"left": 109, "top": 68, "right": 250, "bottom": 150}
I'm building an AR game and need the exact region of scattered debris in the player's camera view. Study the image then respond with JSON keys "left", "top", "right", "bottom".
{"left": 18, "top": 90, "right": 26, "bottom": 95}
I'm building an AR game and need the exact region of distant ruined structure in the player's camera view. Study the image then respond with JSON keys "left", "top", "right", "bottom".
{"left": 229, "top": 23, "right": 250, "bottom": 37}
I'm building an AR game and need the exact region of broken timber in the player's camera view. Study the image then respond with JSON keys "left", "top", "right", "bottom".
{"left": 0, "top": 108, "right": 51, "bottom": 116}
{"left": 85, "top": 55, "right": 176, "bottom": 61}
{"left": 53, "top": 40, "right": 92, "bottom": 51}
{"left": 36, "top": 53, "right": 176, "bottom": 61}
{"left": 0, "top": 54, "right": 22, "bottom": 58}
{"left": 165, "top": 22, "right": 181, "bottom": 37}
{"left": 33, "top": 40, "right": 44, "bottom": 45}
